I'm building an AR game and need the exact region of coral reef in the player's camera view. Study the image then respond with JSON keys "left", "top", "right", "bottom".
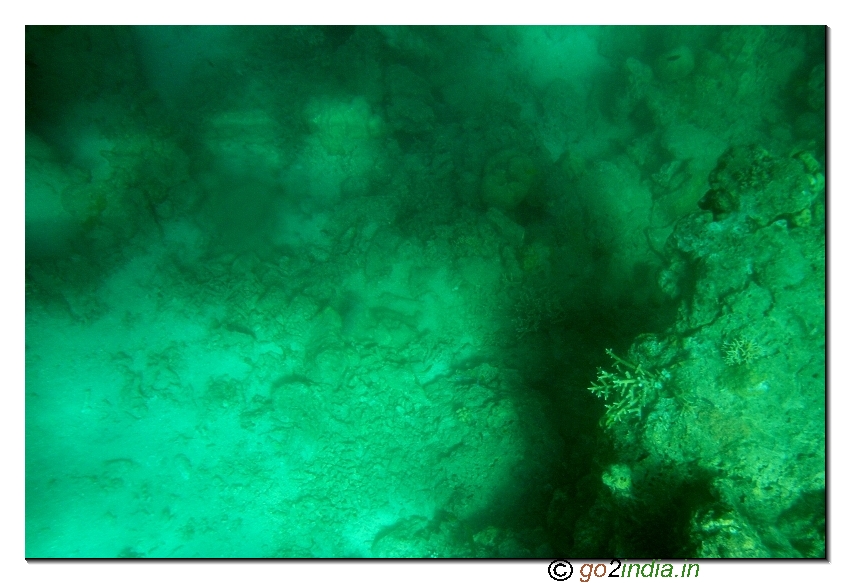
{"left": 722, "top": 337, "right": 761, "bottom": 366}
{"left": 587, "top": 349, "right": 666, "bottom": 428}
{"left": 480, "top": 149, "right": 539, "bottom": 210}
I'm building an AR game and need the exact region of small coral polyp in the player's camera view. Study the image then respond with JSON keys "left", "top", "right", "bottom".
{"left": 722, "top": 337, "right": 761, "bottom": 366}
{"left": 602, "top": 464, "right": 633, "bottom": 499}
{"left": 587, "top": 349, "right": 665, "bottom": 428}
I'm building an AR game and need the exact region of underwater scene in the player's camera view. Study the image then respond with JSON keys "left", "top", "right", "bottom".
{"left": 25, "top": 25, "right": 825, "bottom": 558}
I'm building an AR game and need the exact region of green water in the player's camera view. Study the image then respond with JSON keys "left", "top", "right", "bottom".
{"left": 25, "top": 25, "right": 825, "bottom": 558}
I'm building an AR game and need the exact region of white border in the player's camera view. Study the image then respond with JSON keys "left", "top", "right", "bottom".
{"left": 5, "top": 5, "right": 845, "bottom": 582}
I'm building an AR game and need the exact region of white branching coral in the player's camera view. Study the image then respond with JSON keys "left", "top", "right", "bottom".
{"left": 722, "top": 337, "right": 761, "bottom": 366}
{"left": 588, "top": 349, "right": 666, "bottom": 428}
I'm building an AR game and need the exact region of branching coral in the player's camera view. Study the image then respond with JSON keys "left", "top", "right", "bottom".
{"left": 588, "top": 349, "right": 666, "bottom": 428}
{"left": 722, "top": 337, "right": 761, "bottom": 366}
